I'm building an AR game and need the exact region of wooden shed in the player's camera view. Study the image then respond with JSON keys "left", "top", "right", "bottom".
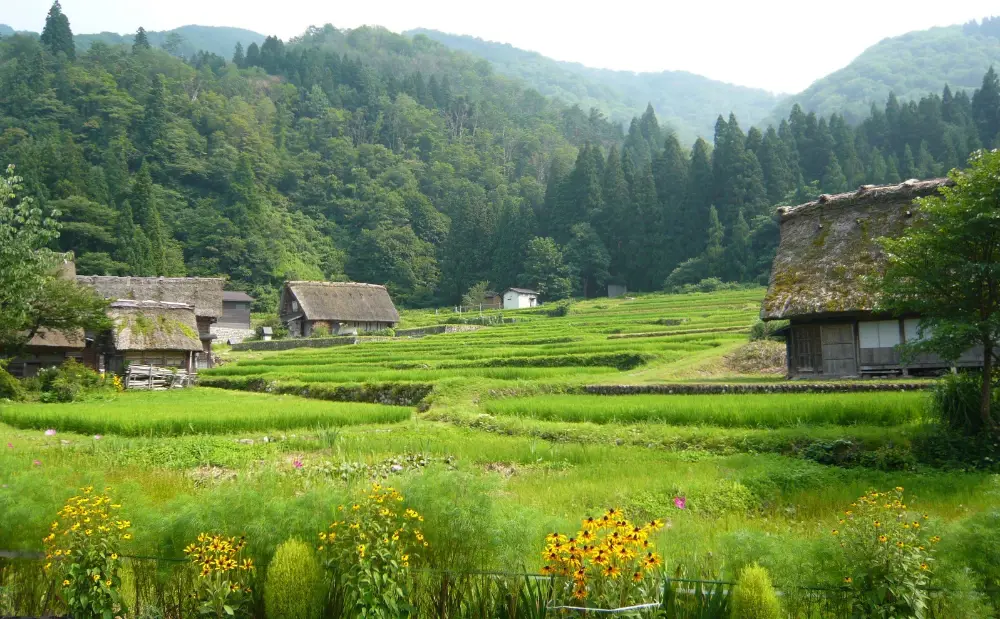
{"left": 760, "top": 178, "right": 983, "bottom": 378}
{"left": 101, "top": 301, "right": 204, "bottom": 374}
{"left": 279, "top": 281, "right": 400, "bottom": 337}
{"left": 78, "top": 276, "right": 223, "bottom": 368}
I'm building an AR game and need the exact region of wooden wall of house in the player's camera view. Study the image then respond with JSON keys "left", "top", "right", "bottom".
{"left": 218, "top": 301, "right": 252, "bottom": 329}
{"left": 821, "top": 324, "right": 857, "bottom": 376}
{"left": 787, "top": 316, "right": 989, "bottom": 378}
{"left": 5, "top": 349, "right": 83, "bottom": 378}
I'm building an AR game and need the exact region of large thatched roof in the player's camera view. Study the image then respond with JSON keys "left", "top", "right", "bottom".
{"left": 108, "top": 301, "right": 203, "bottom": 351}
{"left": 761, "top": 178, "right": 953, "bottom": 321}
{"left": 284, "top": 281, "right": 400, "bottom": 323}
{"left": 78, "top": 276, "right": 224, "bottom": 319}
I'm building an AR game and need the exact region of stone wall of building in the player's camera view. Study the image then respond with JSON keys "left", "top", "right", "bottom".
{"left": 211, "top": 326, "right": 255, "bottom": 344}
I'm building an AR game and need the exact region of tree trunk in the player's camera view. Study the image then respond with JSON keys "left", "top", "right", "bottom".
{"left": 982, "top": 337, "right": 995, "bottom": 431}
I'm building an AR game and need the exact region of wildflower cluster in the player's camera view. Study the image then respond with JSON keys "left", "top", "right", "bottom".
{"left": 43, "top": 486, "right": 131, "bottom": 618}
{"left": 318, "top": 482, "right": 425, "bottom": 618}
{"left": 835, "top": 487, "right": 938, "bottom": 617}
{"left": 183, "top": 533, "right": 255, "bottom": 618}
{"left": 541, "top": 508, "right": 665, "bottom": 608}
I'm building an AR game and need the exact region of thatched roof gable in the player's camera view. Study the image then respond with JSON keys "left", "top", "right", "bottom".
{"left": 108, "top": 301, "right": 203, "bottom": 352}
{"left": 761, "top": 178, "right": 952, "bottom": 321}
{"left": 284, "top": 282, "right": 400, "bottom": 323}
{"left": 78, "top": 276, "right": 223, "bottom": 318}
{"left": 26, "top": 328, "right": 85, "bottom": 349}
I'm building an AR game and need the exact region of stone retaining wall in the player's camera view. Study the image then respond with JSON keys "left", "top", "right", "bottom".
{"left": 394, "top": 325, "right": 482, "bottom": 337}
{"left": 231, "top": 336, "right": 391, "bottom": 352}
{"left": 210, "top": 326, "right": 254, "bottom": 344}
{"left": 200, "top": 376, "right": 433, "bottom": 407}
{"left": 581, "top": 382, "right": 932, "bottom": 395}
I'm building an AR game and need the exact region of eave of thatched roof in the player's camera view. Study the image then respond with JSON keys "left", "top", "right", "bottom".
{"left": 108, "top": 301, "right": 203, "bottom": 352}
{"left": 25, "top": 328, "right": 85, "bottom": 349}
{"left": 78, "top": 276, "right": 224, "bottom": 318}
{"left": 761, "top": 178, "right": 953, "bottom": 321}
{"left": 284, "top": 281, "right": 400, "bottom": 323}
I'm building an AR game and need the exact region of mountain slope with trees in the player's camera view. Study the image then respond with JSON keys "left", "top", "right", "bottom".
{"left": 6, "top": 2, "right": 1000, "bottom": 312}
{"left": 406, "top": 28, "right": 780, "bottom": 142}
{"left": 775, "top": 19, "right": 1000, "bottom": 123}
{"left": 0, "top": 21, "right": 264, "bottom": 60}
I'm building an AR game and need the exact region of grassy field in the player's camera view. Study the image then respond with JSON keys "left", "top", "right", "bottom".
{"left": 483, "top": 392, "right": 928, "bottom": 428}
{"left": 2, "top": 289, "right": 998, "bottom": 617}
{"left": 0, "top": 389, "right": 411, "bottom": 437}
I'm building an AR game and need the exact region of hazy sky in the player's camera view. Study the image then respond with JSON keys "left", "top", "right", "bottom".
{"left": 6, "top": 0, "right": 1000, "bottom": 93}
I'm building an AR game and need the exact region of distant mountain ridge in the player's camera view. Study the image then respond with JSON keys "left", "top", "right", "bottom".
{"left": 772, "top": 21, "right": 1000, "bottom": 123}
{"left": 0, "top": 23, "right": 264, "bottom": 60}
{"left": 406, "top": 28, "right": 781, "bottom": 142}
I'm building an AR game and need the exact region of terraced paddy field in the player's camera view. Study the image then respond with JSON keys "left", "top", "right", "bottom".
{"left": 3, "top": 289, "right": 999, "bottom": 616}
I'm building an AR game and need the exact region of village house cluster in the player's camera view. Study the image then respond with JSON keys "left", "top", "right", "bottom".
{"left": 4, "top": 270, "right": 404, "bottom": 378}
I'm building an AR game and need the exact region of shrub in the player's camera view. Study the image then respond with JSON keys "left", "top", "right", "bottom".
{"left": 0, "top": 362, "right": 25, "bottom": 401}
{"left": 365, "top": 327, "right": 395, "bottom": 337}
{"left": 309, "top": 324, "right": 331, "bottom": 338}
{"left": 318, "top": 482, "right": 426, "bottom": 618}
{"left": 930, "top": 372, "right": 999, "bottom": 435}
{"left": 541, "top": 508, "right": 665, "bottom": 608}
{"left": 264, "top": 540, "right": 325, "bottom": 619}
{"left": 731, "top": 564, "right": 781, "bottom": 619}
{"left": 749, "top": 319, "right": 789, "bottom": 341}
{"left": 183, "top": 533, "right": 255, "bottom": 618}
{"left": 254, "top": 314, "right": 288, "bottom": 340}
{"left": 37, "top": 358, "right": 111, "bottom": 403}
{"left": 546, "top": 302, "right": 571, "bottom": 317}
{"left": 834, "top": 487, "right": 938, "bottom": 618}
{"left": 43, "top": 486, "right": 133, "bottom": 619}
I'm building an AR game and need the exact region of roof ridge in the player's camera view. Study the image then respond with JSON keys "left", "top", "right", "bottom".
{"left": 776, "top": 178, "right": 952, "bottom": 222}
{"left": 287, "top": 281, "right": 388, "bottom": 290}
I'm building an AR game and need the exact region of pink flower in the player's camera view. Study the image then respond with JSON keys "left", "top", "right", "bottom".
{"left": 673, "top": 496, "right": 687, "bottom": 510}
{"left": 293, "top": 459, "right": 303, "bottom": 469}
{"left": 6, "top": 442, "right": 11, "bottom": 449}
{"left": 93, "top": 435, "right": 102, "bottom": 440}
{"left": 32, "top": 460, "right": 41, "bottom": 467}
{"left": 44, "top": 429, "right": 56, "bottom": 436}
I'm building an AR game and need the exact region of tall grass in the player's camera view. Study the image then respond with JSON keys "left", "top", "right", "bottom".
{"left": 0, "top": 389, "right": 411, "bottom": 437}
{"left": 483, "top": 393, "right": 927, "bottom": 428}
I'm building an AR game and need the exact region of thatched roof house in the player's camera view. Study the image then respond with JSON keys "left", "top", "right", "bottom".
{"left": 279, "top": 281, "right": 400, "bottom": 337}
{"left": 760, "top": 178, "right": 980, "bottom": 378}
{"left": 77, "top": 276, "right": 224, "bottom": 319}
{"left": 108, "top": 301, "right": 203, "bottom": 352}
{"left": 102, "top": 301, "right": 202, "bottom": 372}
{"left": 78, "top": 275, "right": 224, "bottom": 370}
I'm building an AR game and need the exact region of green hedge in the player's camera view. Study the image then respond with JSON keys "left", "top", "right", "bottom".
{"left": 199, "top": 376, "right": 433, "bottom": 407}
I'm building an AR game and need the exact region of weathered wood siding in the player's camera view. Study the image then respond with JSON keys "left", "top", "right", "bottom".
{"left": 218, "top": 301, "right": 252, "bottom": 329}
{"left": 821, "top": 323, "right": 857, "bottom": 376}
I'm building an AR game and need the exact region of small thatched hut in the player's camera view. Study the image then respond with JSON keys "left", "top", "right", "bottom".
{"left": 78, "top": 276, "right": 223, "bottom": 368}
{"left": 4, "top": 330, "right": 86, "bottom": 378}
{"left": 279, "top": 281, "right": 400, "bottom": 337}
{"left": 761, "top": 178, "right": 984, "bottom": 378}
{"left": 101, "top": 301, "right": 203, "bottom": 373}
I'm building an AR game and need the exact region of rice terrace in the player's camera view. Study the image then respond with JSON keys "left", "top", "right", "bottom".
{"left": 3, "top": 287, "right": 999, "bottom": 617}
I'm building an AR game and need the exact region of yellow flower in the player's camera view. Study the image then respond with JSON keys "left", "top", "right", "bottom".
{"left": 844, "top": 576, "right": 853, "bottom": 584}
{"left": 63, "top": 579, "right": 71, "bottom": 586}
{"left": 878, "top": 535, "right": 888, "bottom": 543}
{"left": 921, "top": 563, "right": 929, "bottom": 570}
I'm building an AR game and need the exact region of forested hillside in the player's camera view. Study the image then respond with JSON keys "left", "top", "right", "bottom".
{"left": 5, "top": 2, "right": 1000, "bottom": 311}
{"left": 407, "top": 28, "right": 780, "bottom": 142}
{"left": 0, "top": 23, "right": 265, "bottom": 60}
{"left": 776, "top": 18, "right": 1000, "bottom": 122}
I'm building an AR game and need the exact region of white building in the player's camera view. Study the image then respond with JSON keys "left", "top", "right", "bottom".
{"left": 503, "top": 288, "right": 539, "bottom": 310}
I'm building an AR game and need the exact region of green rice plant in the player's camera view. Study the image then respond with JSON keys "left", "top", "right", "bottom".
{"left": 0, "top": 389, "right": 411, "bottom": 437}
{"left": 264, "top": 539, "right": 326, "bottom": 619}
{"left": 483, "top": 393, "right": 926, "bottom": 428}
